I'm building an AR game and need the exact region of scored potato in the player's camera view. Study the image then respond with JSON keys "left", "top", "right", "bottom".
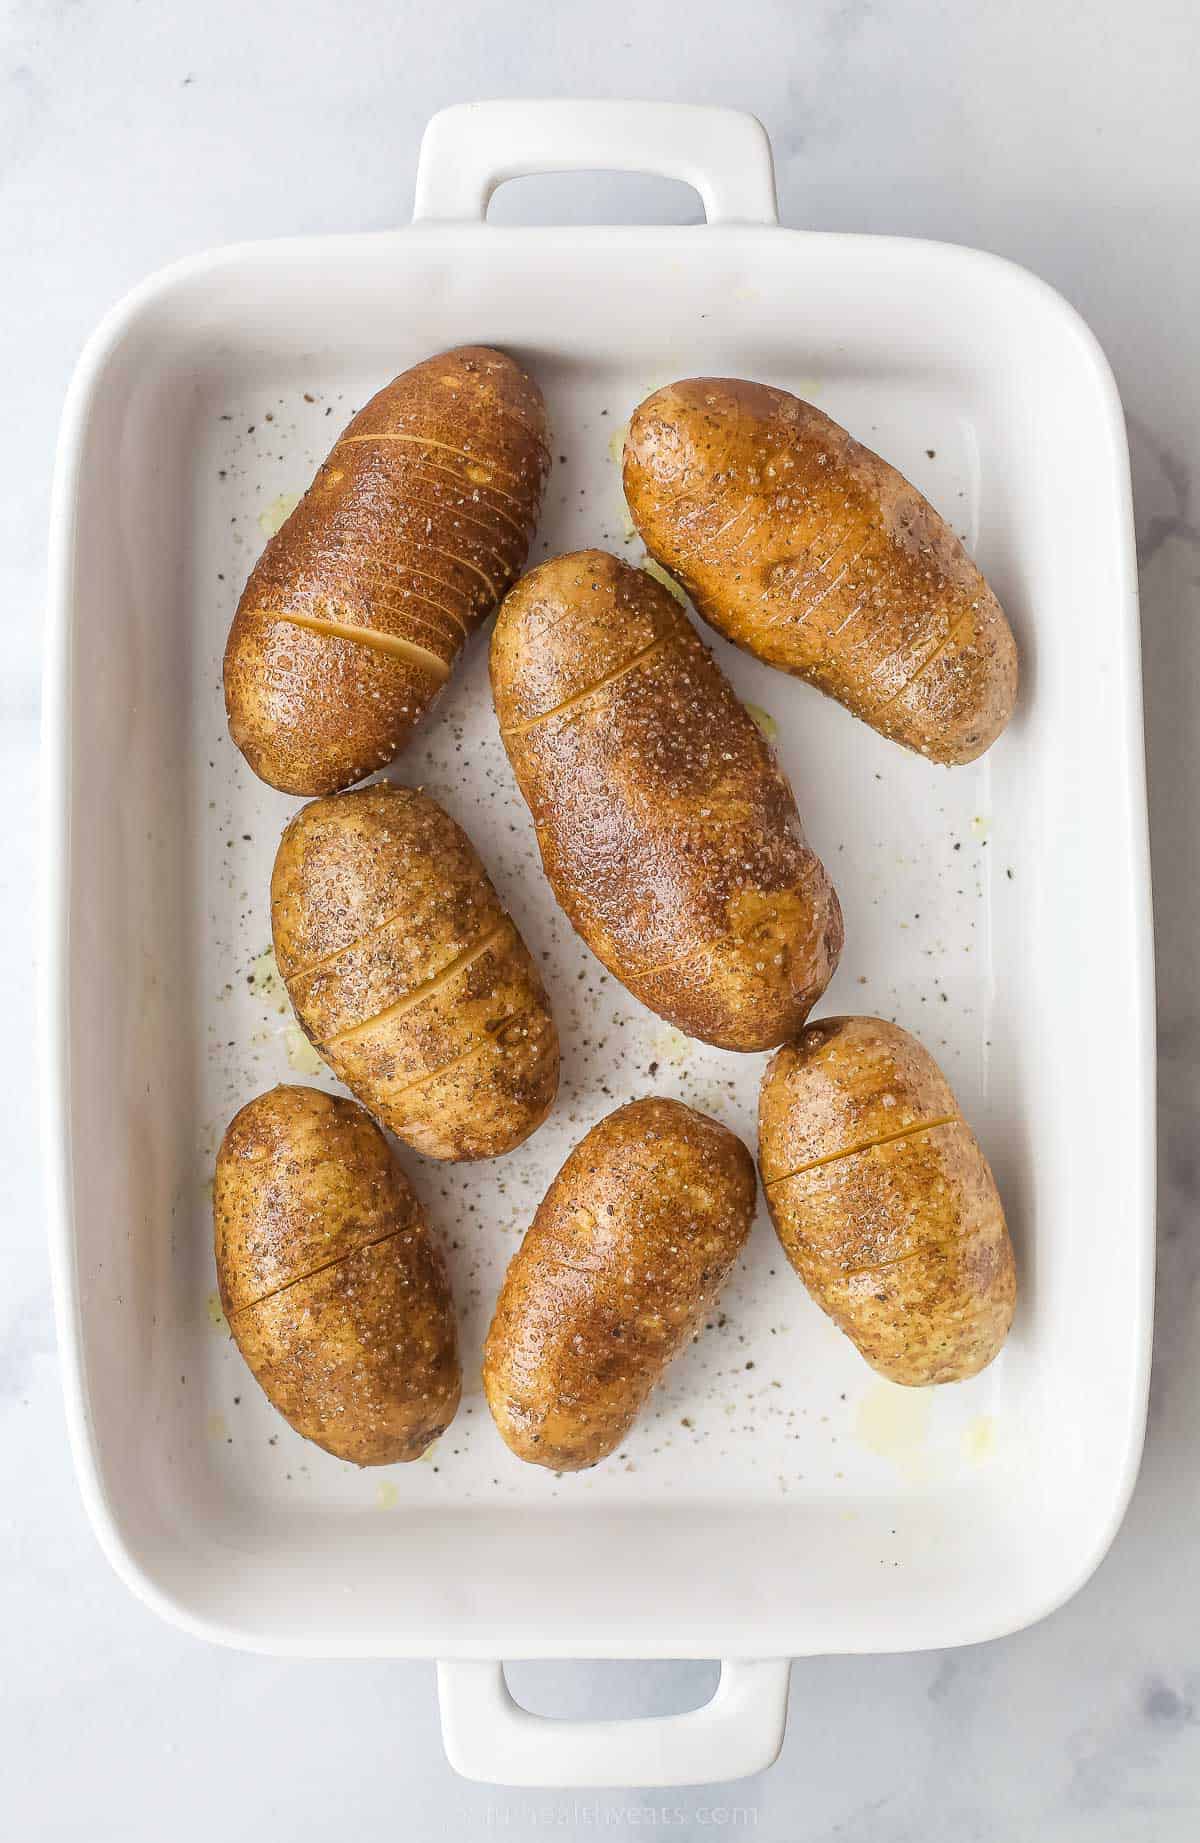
{"left": 214, "top": 1085, "right": 461, "bottom": 1464}
{"left": 624, "top": 379, "right": 1017, "bottom": 765}
{"left": 224, "top": 346, "right": 549, "bottom": 795}
{"left": 484, "top": 1097, "right": 756, "bottom": 1470}
{"left": 490, "top": 549, "right": 843, "bottom": 1052}
{"left": 271, "top": 784, "right": 559, "bottom": 1161}
{"left": 758, "top": 1017, "right": 1016, "bottom": 1385}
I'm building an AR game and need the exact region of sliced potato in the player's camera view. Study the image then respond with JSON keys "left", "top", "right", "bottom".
{"left": 214, "top": 1084, "right": 460, "bottom": 1463}
{"left": 271, "top": 784, "right": 559, "bottom": 1161}
{"left": 490, "top": 549, "right": 842, "bottom": 1051}
{"left": 624, "top": 379, "right": 1017, "bottom": 764}
{"left": 484, "top": 1097, "right": 756, "bottom": 1469}
{"left": 759, "top": 1017, "right": 1016, "bottom": 1384}
{"left": 224, "top": 346, "right": 549, "bottom": 794}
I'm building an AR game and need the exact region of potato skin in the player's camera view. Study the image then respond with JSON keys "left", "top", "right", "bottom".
{"left": 214, "top": 1085, "right": 460, "bottom": 1464}
{"left": 271, "top": 784, "right": 558, "bottom": 1161}
{"left": 224, "top": 346, "right": 549, "bottom": 795}
{"left": 758, "top": 1017, "right": 1016, "bottom": 1385}
{"left": 624, "top": 379, "right": 1017, "bottom": 765}
{"left": 490, "top": 550, "right": 842, "bottom": 1051}
{"left": 484, "top": 1098, "right": 756, "bottom": 1470}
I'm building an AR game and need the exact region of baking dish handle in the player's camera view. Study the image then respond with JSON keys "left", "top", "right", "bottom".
{"left": 412, "top": 100, "right": 779, "bottom": 228}
{"left": 437, "top": 1657, "right": 790, "bottom": 1787}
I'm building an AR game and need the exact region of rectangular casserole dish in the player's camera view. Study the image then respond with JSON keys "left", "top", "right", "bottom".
{"left": 42, "top": 101, "right": 1154, "bottom": 1787}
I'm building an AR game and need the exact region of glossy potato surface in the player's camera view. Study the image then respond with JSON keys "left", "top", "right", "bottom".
{"left": 214, "top": 1085, "right": 460, "bottom": 1463}
{"left": 759, "top": 1017, "right": 1016, "bottom": 1384}
{"left": 484, "top": 1098, "right": 756, "bottom": 1469}
{"left": 624, "top": 379, "right": 1017, "bottom": 764}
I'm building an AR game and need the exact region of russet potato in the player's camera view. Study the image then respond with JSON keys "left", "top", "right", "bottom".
{"left": 484, "top": 1098, "right": 756, "bottom": 1470}
{"left": 490, "top": 549, "right": 842, "bottom": 1051}
{"left": 214, "top": 1084, "right": 460, "bottom": 1463}
{"left": 271, "top": 784, "right": 559, "bottom": 1161}
{"left": 624, "top": 379, "right": 1017, "bottom": 765}
{"left": 224, "top": 346, "right": 549, "bottom": 794}
{"left": 758, "top": 1016, "right": 1016, "bottom": 1384}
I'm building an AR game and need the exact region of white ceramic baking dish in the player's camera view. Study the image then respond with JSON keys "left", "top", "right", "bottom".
{"left": 42, "top": 102, "right": 1155, "bottom": 1789}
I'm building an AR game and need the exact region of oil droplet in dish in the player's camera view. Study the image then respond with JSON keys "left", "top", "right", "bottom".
{"left": 206, "top": 1413, "right": 228, "bottom": 1440}
{"left": 650, "top": 1025, "right": 693, "bottom": 1068}
{"left": 969, "top": 813, "right": 991, "bottom": 841}
{"left": 376, "top": 1480, "right": 399, "bottom": 1509}
{"left": 641, "top": 557, "right": 688, "bottom": 605}
{"left": 205, "top": 1293, "right": 228, "bottom": 1332}
{"left": 855, "top": 1382, "right": 934, "bottom": 1484}
{"left": 745, "top": 703, "right": 778, "bottom": 742}
{"left": 257, "top": 491, "right": 301, "bottom": 538}
{"left": 284, "top": 1024, "right": 324, "bottom": 1076}
{"left": 962, "top": 1414, "right": 997, "bottom": 1464}
{"left": 249, "top": 946, "right": 290, "bottom": 1016}
{"left": 607, "top": 420, "right": 630, "bottom": 466}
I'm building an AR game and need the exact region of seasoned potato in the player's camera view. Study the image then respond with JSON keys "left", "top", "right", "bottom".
{"left": 214, "top": 1085, "right": 460, "bottom": 1463}
{"left": 271, "top": 784, "right": 558, "bottom": 1161}
{"left": 624, "top": 379, "right": 1017, "bottom": 765}
{"left": 224, "top": 346, "right": 549, "bottom": 795}
{"left": 484, "top": 1098, "right": 755, "bottom": 1469}
{"left": 490, "top": 550, "right": 842, "bottom": 1052}
{"left": 758, "top": 1017, "right": 1016, "bottom": 1384}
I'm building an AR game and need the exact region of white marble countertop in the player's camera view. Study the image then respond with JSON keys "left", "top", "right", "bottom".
{"left": 5, "top": 3, "right": 1198, "bottom": 1837}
